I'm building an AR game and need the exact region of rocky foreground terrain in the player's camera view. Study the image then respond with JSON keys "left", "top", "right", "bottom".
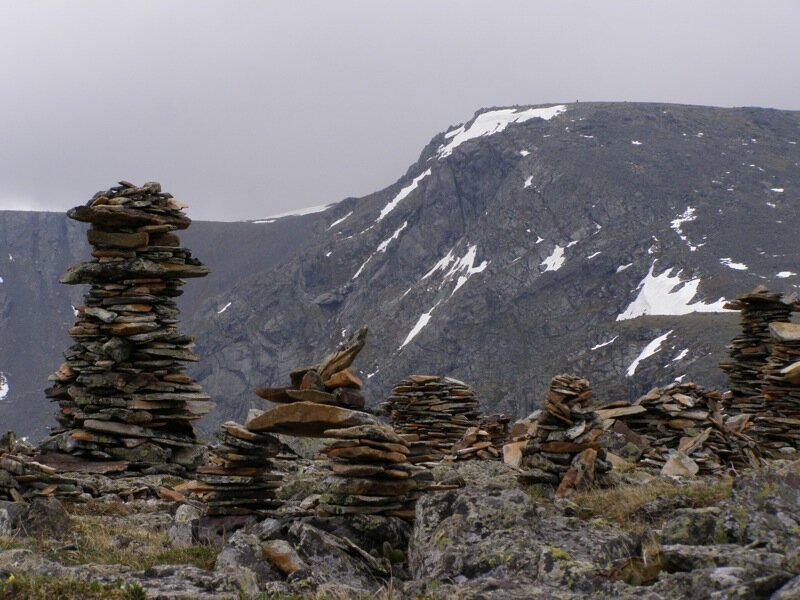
{"left": 0, "top": 452, "right": 798, "bottom": 599}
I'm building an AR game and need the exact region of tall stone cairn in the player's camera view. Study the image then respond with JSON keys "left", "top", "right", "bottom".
{"left": 41, "top": 181, "right": 211, "bottom": 473}
{"left": 719, "top": 287, "right": 794, "bottom": 408}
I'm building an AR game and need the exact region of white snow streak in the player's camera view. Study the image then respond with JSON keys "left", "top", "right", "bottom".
{"left": 777, "top": 271, "right": 796, "bottom": 278}
{"left": 720, "top": 258, "right": 748, "bottom": 271}
{"left": 524, "top": 176, "right": 533, "bottom": 188}
{"left": 377, "top": 222, "right": 408, "bottom": 253}
{"left": 617, "top": 262, "right": 728, "bottom": 321}
{"left": 673, "top": 348, "right": 689, "bottom": 362}
{"left": 591, "top": 336, "right": 618, "bottom": 351}
{"left": 328, "top": 211, "right": 353, "bottom": 230}
{"left": 423, "top": 245, "right": 489, "bottom": 295}
{"left": 616, "top": 263, "right": 633, "bottom": 273}
{"left": 541, "top": 245, "right": 565, "bottom": 272}
{"left": 671, "top": 207, "right": 697, "bottom": 251}
{"left": 0, "top": 373, "right": 8, "bottom": 401}
{"left": 400, "top": 304, "right": 439, "bottom": 349}
{"left": 0, "top": 276, "right": 3, "bottom": 284}
{"left": 587, "top": 251, "right": 601, "bottom": 260}
{"left": 770, "top": 188, "right": 785, "bottom": 193}
{"left": 378, "top": 169, "right": 431, "bottom": 221}
{"left": 217, "top": 302, "right": 232, "bottom": 314}
{"left": 631, "top": 140, "right": 642, "bottom": 145}
{"left": 252, "top": 203, "right": 333, "bottom": 223}
{"left": 436, "top": 105, "right": 567, "bottom": 158}
{"left": 519, "top": 150, "right": 530, "bottom": 156}
{"left": 626, "top": 331, "right": 673, "bottom": 376}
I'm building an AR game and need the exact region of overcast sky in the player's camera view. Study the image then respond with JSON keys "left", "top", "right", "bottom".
{"left": 1, "top": 1, "right": 798, "bottom": 221}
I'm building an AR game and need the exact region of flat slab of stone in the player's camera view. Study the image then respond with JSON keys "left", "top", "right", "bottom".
{"left": 245, "top": 401, "right": 379, "bottom": 436}
{"left": 36, "top": 452, "right": 129, "bottom": 474}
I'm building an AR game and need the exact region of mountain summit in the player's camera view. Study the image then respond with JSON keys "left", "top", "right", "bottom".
{"left": 1, "top": 102, "right": 799, "bottom": 438}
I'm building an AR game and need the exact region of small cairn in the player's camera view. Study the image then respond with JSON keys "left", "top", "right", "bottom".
{"left": 518, "top": 374, "right": 609, "bottom": 497}
{"left": 318, "top": 424, "right": 422, "bottom": 520}
{"left": 0, "top": 433, "right": 86, "bottom": 502}
{"left": 254, "top": 326, "right": 368, "bottom": 411}
{"left": 187, "top": 422, "right": 282, "bottom": 516}
{"left": 445, "top": 414, "right": 510, "bottom": 462}
{"left": 41, "top": 181, "right": 211, "bottom": 474}
{"left": 719, "top": 287, "right": 794, "bottom": 409}
{"left": 597, "top": 382, "right": 762, "bottom": 476}
{"left": 382, "top": 375, "right": 482, "bottom": 464}
{"left": 751, "top": 322, "right": 800, "bottom": 455}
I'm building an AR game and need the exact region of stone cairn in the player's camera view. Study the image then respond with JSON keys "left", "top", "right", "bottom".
{"left": 187, "top": 422, "right": 283, "bottom": 516}
{"left": 0, "top": 432, "right": 86, "bottom": 502}
{"left": 517, "top": 375, "right": 610, "bottom": 497}
{"left": 719, "top": 287, "right": 794, "bottom": 409}
{"left": 596, "top": 382, "right": 762, "bottom": 476}
{"left": 445, "top": 414, "right": 511, "bottom": 462}
{"left": 245, "top": 327, "right": 429, "bottom": 520}
{"left": 382, "top": 375, "right": 482, "bottom": 464}
{"left": 318, "top": 424, "right": 420, "bottom": 520}
{"left": 41, "top": 181, "right": 211, "bottom": 474}
{"left": 750, "top": 322, "right": 800, "bottom": 455}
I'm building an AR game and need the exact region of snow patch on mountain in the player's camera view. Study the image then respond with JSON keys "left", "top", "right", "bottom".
{"left": 378, "top": 169, "right": 431, "bottom": 222}
{"left": 400, "top": 301, "right": 441, "bottom": 349}
{"left": 617, "top": 262, "right": 728, "bottom": 321}
{"left": 328, "top": 211, "right": 353, "bottom": 230}
{"left": 217, "top": 302, "right": 232, "bottom": 314}
{"left": 770, "top": 188, "right": 784, "bottom": 193}
{"left": 524, "top": 176, "right": 533, "bottom": 189}
{"left": 777, "top": 271, "right": 796, "bottom": 278}
{"left": 626, "top": 330, "right": 673, "bottom": 376}
{"left": 591, "top": 336, "right": 618, "bottom": 351}
{"left": 437, "top": 105, "right": 567, "bottom": 159}
{"left": 0, "top": 373, "right": 8, "bottom": 401}
{"left": 541, "top": 245, "right": 565, "bottom": 272}
{"left": 353, "top": 221, "right": 409, "bottom": 280}
{"left": 616, "top": 263, "right": 633, "bottom": 273}
{"left": 252, "top": 203, "right": 334, "bottom": 223}
{"left": 673, "top": 348, "right": 689, "bottom": 361}
{"left": 720, "top": 258, "right": 748, "bottom": 271}
{"left": 671, "top": 207, "right": 698, "bottom": 251}
{"left": 422, "top": 244, "right": 489, "bottom": 296}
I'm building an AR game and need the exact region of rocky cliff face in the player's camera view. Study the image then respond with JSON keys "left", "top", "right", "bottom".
{"left": 2, "top": 102, "right": 799, "bottom": 438}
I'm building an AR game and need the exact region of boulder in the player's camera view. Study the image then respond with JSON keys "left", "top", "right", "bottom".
{"left": 245, "top": 402, "right": 379, "bottom": 436}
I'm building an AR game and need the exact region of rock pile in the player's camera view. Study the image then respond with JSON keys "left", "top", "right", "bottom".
{"left": 445, "top": 415, "right": 510, "bottom": 461}
{"left": 751, "top": 322, "right": 800, "bottom": 455}
{"left": 518, "top": 374, "right": 610, "bottom": 496}
{"left": 382, "top": 375, "right": 482, "bottom": 463}
{"left": 597, "top": 382, "right": 762, "bottom": 476}
{"left": 1, "top": 434, "right": 86, "bottom": 502}
{"left": 41, "top": 181, "right": 210, "bottom": 474}
{"left": 719, "top": 287, "right": 794, "bottom": 404}
{"left": 318, "top": 424, "right": 423, "bottom": 520}
{"left": 189, "top": 421, "right": 283, "bottom": 516}
{"left": 255, "top": 326, "right": 368, "bottom": 411}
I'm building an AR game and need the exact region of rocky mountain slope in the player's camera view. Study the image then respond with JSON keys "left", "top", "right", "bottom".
{"left": 2, "top": 102, "right": 799, "bottom": 439}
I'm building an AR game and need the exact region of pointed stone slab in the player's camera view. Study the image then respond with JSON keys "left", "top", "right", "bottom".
{"left": 68, "top": 204, "right": 192, "bottom": 229}
{"left": 245, "top": 401, "right": 378, "bottom": 437}
{"left": 60, "top": 258, "right": 209, "bottom": 284}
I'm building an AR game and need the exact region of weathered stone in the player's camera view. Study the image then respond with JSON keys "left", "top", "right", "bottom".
{"left": 87, "top": 229, "right": 149, "bottom": 248}
{"left": 245, "top": 402, "right": 378, "bottom": 436}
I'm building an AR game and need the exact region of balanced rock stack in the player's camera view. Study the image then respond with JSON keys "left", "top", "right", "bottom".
{"left": 318, "top": 424, "right": 424, "bottom": 520}
{"left": 750, "top": 322, "right": 800, "bottom": 455}
{"left": 596, "top": 382, "right": 762, "bottom": 476}
{"left": 719, "top": 287, "right": 794, "bottom": 407}
{"left": 41, "top": 181, "right": 211, "bottom": 473}
{"left": 1, "top": 433, "right": 86, "bottom": 502}
{"left": 254, "top": 326, "right": 368, "bottom": 415}
{"left": 446, "top": 414, "right": 510, "bottom": 461}
{"left": 382, "top": 376, "right": 482, "bottom": 464}
{"left": 188, "top": 421, "right": 283, "bottom": 516}
{"left": 518, "top": 375, "right": 610, "bottom": 497}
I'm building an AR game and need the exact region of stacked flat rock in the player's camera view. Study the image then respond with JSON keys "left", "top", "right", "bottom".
{"left": 382, "top": 375, "right": 482, "bottom": 463}
{"left": 446, "top": 414, "right": 510, "bottom": 461}
{"left": 597, "top": 382, "right": 762, "bottom": 475}
{"left": 518, "top": 375, "right": 610, "bottom": 497}
{"left": 189, "top": 421, "right": 283, "bottom": 516}
{"left": 751, "top": 322, "right": 800, "bottom": 454}
{"left": 318, "top": 425, "right": 425, "bottom": 521}
{"left": 254, "top": 326, "right": 369, "bottom": 412}
{"left": 719, "top": 287, "right": 794, "bottom": 406}
{"left": 1, "top": 433, "right": 85, "bottom": 502}
{"left": 41, "top": 181, "right": 211, "bottom": 472}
